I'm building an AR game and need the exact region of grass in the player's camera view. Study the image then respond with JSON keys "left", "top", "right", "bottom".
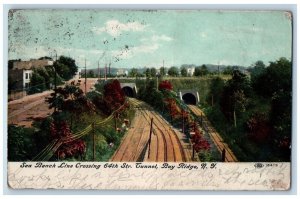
{"left": 81, "top": 102, "right": 136, "bottom": 161}
{"left": 119, "top": 75, "right": 230, "bottom": 104}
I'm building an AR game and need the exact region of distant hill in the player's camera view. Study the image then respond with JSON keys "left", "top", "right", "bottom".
{"left": 82, "top": 64, "right": 249, "bottom": 76}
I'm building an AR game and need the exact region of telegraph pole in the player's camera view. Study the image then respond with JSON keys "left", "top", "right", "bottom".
{"left": 162, "top": 60, "right": 165, "bottom": 77}
{"left": 109, "top": 59, "right": 111, "bottom": 76}
{"left": 54, "top": 50, "right": 57, "bottom": 112}
{"left": 85, "top": 58, "right": 87, "bottom": 94}
{"left": 182, "top": 111, "right": 185, "bottom": 134}
{"left": 148, "top": 118, "right": 154, "bottom": 158}
{"left": 92, "top": 122, "right": 95, "bottom": 161}
{"left": 97, "top": 60, "right": 100, "bottom": 80}
{"left": 105, "top": 63, "right": 107, "bottom": 81}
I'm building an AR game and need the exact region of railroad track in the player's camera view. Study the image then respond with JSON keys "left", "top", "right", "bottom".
{"left": 188, "top": 105, "right": 238, "bottom": 162}
{"left": 129, "top": 98, "right": 187, "bottom": 162}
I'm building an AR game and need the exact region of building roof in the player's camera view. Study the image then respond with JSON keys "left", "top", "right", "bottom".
{"left": 12, "top": 59, "right": 53, "bottom": 70}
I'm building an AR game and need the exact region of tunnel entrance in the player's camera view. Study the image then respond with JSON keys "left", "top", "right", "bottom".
{"left": 122, "top": 86, "right": 134, "bottom": 97}
{"left": 182, "top": 93, "right": 197, "bottom": 105}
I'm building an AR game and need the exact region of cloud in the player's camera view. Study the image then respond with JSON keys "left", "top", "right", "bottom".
{"left": 92, "top": 20, "right": 148, "bottom": 37}
{"left": 200, "top": 32, "right": 207, "bottom": 38}
{"left": 141, "top": 34, "right": 173, "bottom": 42}
{"left": 110, "top": 34, "right": 172, "bottom": 61}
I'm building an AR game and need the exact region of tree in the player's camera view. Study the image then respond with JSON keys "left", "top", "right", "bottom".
{"left": 270, "top": 89, "right": 291, "bottom": 161}
{"left": 253, "top": 57, "right": 291, "bottom": 97}
{"left": 138, "top": 80, "right": 164, "bottom": 110}
{"left": 55, "top": 56, "right": 78, "bottom": 80}
{"left": 160, "top": 67, "right": 166, "bottom": 76}
{"left": 8, "top": 125, "right": 36, "bottom": 161}
{"left": 100, "top": 80, "right": 126, "bottom": 115}
{"left": 195, "top": 65, "right": 209, "bottom": 76}
{"left": 200, "top": 64, "right": 209, "bottom": 76}
{"left": 246, "top": 113, "right": 271, "bottom": 143}
{"left": 220, "top": 70, "right": 251, "bottom": 125}
{"left": 88, "top": 70, "right": 95, "bottom": 78}
{"left": 129, "top": 68, "right": 138, "bottom": 77}
{"left": 144, "top": 68, "right": 151, "bottom": 78}
{"left": 35, "top": 68, "right": 51, "bottom": 89}
{"left": 222, "top": 66, "right": 234, "bottom": 75}
{"left": 168, "top": 66, "right": 179, "bottom": 77}
{"left": 150, "top": 67, "right": 157, "bottom": 77}
{"left": 207, "top": 77, "right": 224, "bottom": 106}
{"left": 28, "top": 71, "right": 46, "bottom": 94}
{"left": 232, "top": 90, "right": 248, "bottom": 127}
{"left": 180, "top": 67, "right": 187, "bottom": 77}
{"left": 194, "top": 66, "right": 201, "bottom": 76}
{"left": 46, "top": 81, "right": 95, "bottom": 127}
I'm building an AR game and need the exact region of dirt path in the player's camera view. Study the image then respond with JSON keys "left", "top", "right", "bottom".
{"left": 188, "top": 105, "right": 238, "bottom": 162}
{"left": 8, "top": 78, "right": 97, "bottom": 127}
{"left": 110, "top": 98, "right": 192, "bottom": 162}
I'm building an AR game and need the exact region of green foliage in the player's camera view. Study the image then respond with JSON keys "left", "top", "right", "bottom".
{"left": 129, "top": 68, "right": 139, "bottom": 77}
{"left": 32, "top": 117, "right": 53, "bottom": 151}
{"left": 160, "top": 67, "right": 166, "bottom": 76}
{"left": 46, "top": 82, "right": 95, "bottom": 129}
{"left": 250, "top": 60, "right": 265, "bottom": 85}
{"left": 168, "top": 66, "right": 179, "bottom": 77}
{"left": 28, "top": 71, "right": 46, "bottom": 94}
{"left": 207, "top": 77, "right": 224, "bottom": 105}
{"left": 8, "top": 125, "right": 37, "bottom": 161}
{"left": 138, "top": 79, "right": 164, "bottom": 110}
{"left": 180, "top": 67, "right": 187, "bottom": 77}
{"left": 55, "top": 56, "right": 78, "bottom": 80}
{"left": 88, "top": 70, "right": 95, "bottom": 78}
{"left": 28, "top": 66, "right": 63, "bottom": 94}
{"left": 194, "top": 65, "right": 209, "bottom": 76}
{"left": 222, "top": 66, "right": 234, "bottom": 75}
{"left": 253, "top": 57, "right": 291, "bottom": 97}
{"left": 150, "top": 67, "right": 157, "bottom": 77}
{"left": 203, "top": 58, "right": 291, "bottom": 161}
{"left": 220, "top": 70, "right": 252, "bottom": 120}
{"left": 194, "top": 65, "right": 206, "bottom": 76}
{"left": 144, "top": 68, "right": 151, "bottom": 78}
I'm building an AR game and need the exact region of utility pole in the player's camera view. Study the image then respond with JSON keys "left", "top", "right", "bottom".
{"left": 92, "top": 122, "right": 95, "bottom": 161}
{"left": 182, "top": 111, "right": 185, "bottom": 134}
{"left": 105, "top": 63, "right": 107, "bottom": 81}
{"left": 97, "top": 60, "right": 100, "bottom": 80}
{"left": 54, "top": 51, "right": 57, "bottom": 112}
{"left": 148, "top": 118, "right": 154, "bottom": 158}
{"left": 114, "top": 113, "right": 118, "bottom": 131}
{"left": 169, "top": 102, "right": 173, "bottom": 124}
{"left": 109, "top": 59, "right": 111, "bottom": 76}
{"left": 222, "top": 148, "right": 226, "bottom": 162}
{"left": 162, "top": 60, "right": 165, "bottom": 77}
{"left": 85, "top": 58, "right": 87, "bottom": 94}
{"left": 156, "top": 74, "right": 159, "bottom": 91}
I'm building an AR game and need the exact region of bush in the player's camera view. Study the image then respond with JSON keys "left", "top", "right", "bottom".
{"left": 8, "top": 125, "right": 37, "bottom": 161}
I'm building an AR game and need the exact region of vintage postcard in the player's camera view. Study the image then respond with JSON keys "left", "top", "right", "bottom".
{"left": 7, "top": 9, "right": 292, "bottom": 190}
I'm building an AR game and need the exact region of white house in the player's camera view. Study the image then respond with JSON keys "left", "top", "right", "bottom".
{"left": 187, "top": 67, "right": 195, "bottom": 76}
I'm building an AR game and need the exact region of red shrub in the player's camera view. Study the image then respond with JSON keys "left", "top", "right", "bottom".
{"left": 246, "top": 113, "right": 271, "bottom": 143}
{"left": 159, "top": 80, "right": 173, "bottom": 91}
{"left": 50, "top": 121, "right": 86, "bottom": 159}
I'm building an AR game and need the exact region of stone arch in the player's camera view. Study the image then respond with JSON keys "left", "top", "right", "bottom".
{"left": 182, "top": 93, "right": 197, "bottom": 105}
{"left": 122, "top": 86, "right": 135, "bottom": 97}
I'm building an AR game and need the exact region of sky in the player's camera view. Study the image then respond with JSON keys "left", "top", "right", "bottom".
{"left": 8, "top": 10, "right": 292, "bottom": 69}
